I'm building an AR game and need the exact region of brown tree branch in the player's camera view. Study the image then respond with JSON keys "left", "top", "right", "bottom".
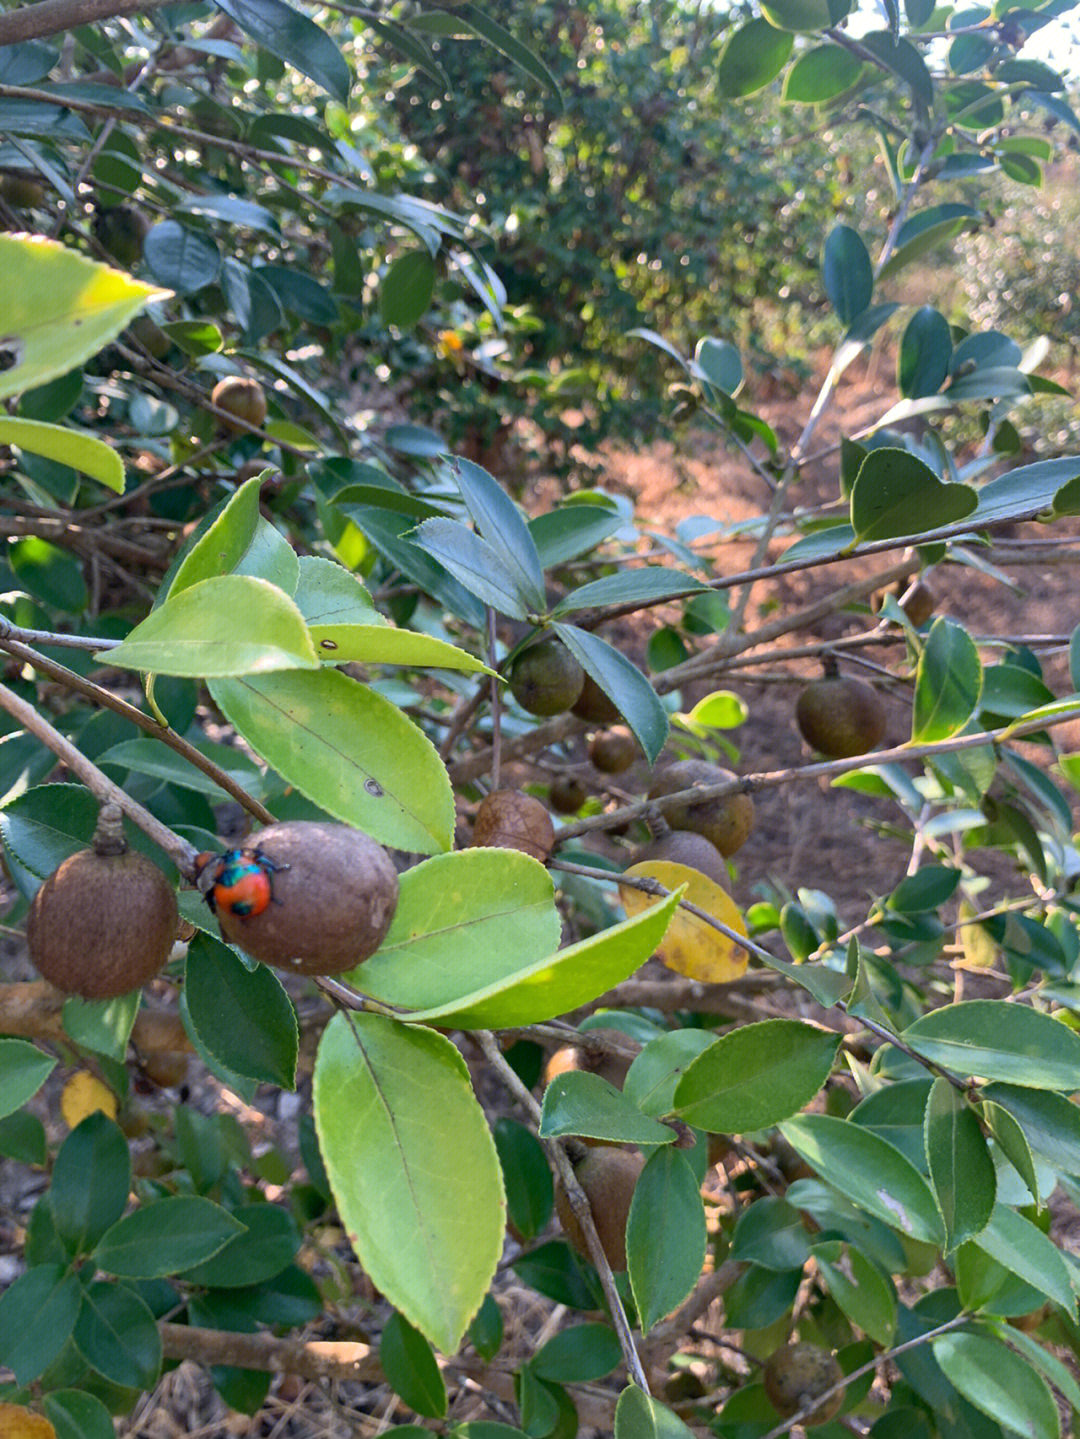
{"left": 0, "top": 980, "right": 191, "bottom": 1052}
{"left": 0, "top": 0, "right": 174, "bottom": 50}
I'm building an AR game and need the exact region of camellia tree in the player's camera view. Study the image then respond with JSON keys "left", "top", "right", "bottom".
{"left": 4, "top": 1, "right": 1080, "bottom": 1437}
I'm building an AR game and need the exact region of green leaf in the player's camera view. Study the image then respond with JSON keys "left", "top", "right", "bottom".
{"left": 349, "top": 849, "right": 561, "bottom": 1007}
{"left": 888, "top": 866, "right": 961, "bottom": 913}
{"left": 0, "top": 1110, "right": 46, "bottom": 1165}
{"left": 179, "top": 1204, "right": 301, "bottom": 1287}
{"left": 467, "top": 1294, "right": 505, "bottom": 1364}
{"left": 93, "top": 1196, "right": 246, "bottom": 1277}
{"left": 455, "top": 5, "right": 562, "bottom": 104}
{"left": 0, "top": 416, "right": 124, "bottom": 493}
{"left": 397, "top": 889, "right": 680, "bottom": 1029}
{"left": 780, "top": 1115, "right": 944, "bottom": 1243}
{"left": 43, "top": 1389, "right": 116, "bottom": 1439}
{"left": 528, "top": 504, "right": 622, "bottom": 569}
{"left": 982, "top": 1099, "right": 1040, "bottom": 1207}
{"left": 209, "top": 667, "right": 454, "bottom": 853}
{"left": 380, "top": 250, "right": 436, "bottom": 329}
{"left": 969, "top": 1204, "right": 1076, "bottom": 1313}
{"left": 494, "top": 1117, "right": 553, "bottom": 1243}
{"left": 314, "top": 1012, "right": 505, "bottom": 1354}
{"left": 716, "top": 18, "right": 794, "bottom": 97}
{"left": 313, "top": 623, "right": 492, "bottom": 672}
{"left": 823, "top": 224, "right": 873, "bottom": 327}
{"left": 61, "top": 993, "right": 139, "bottom": 1061}
{"left": 981, "top": 1083, "right": 1080, "bottom": 1176}
{"left": 814, "top": 1240, "right": 897, "bottom": 1345}
{"left": 760, "top": 0, "right": 852, "bottom": 31}
{"left": 554, "top": 567, "right": 706, "bottom": 614}
{"left": 539, "top": 1071, "right": 677, "bottom": 1146}
{"left": 0, "top": 234, "right": 165, "bottom": 400}
{"left": 533, "top": 1323, "right": 622, "bottom": 1383}
{"left": 412, "top": 518, "right": 531, "bottom": 619}
{"left": 627, "top": 1148, "right": 707, "bottom": 1333}
{"left": 850, "top": 450, "right": 977, "bottom": 543}
{"left": 858, "top": 30, "right": 933, "bottom": 106}
{"left": 985, "top": 1319, "right": 1080, "bottom": 1416}
{"left": 898, "top": 307, "right": 953, "bottom": 399}
{"left": 0, "top": 1264, "right": 81, "bottom": 1384}
{"left": 49, "top": 1112, "right": 131, "bottom": 1254}
{"left": 381, "top": 1311, "right": 448, "bottom": 1417}
{"left": 932, "top": 1331, "right": 1060, "bottom": 1439}
{"left": 103, "top": 575, "right": 319, "bottom": 677}
{"left": 168, "top": 475, "right": 269, "bottom": 597}
{"left": 449, "top": 457, "right": 547, "bottom": 614}
{"left": 554, "top": 623, "right": 669, "bottom": 764}
{"left": 214, "top": 0, "right": 351, "bottom": 100}
{"left": 731, "top": 1196, "right": 813, "bottom": 1271}
{"left": 614, "top": 1384, "right": 696, "bottom": 1439}
{"left": 73, "top": 1281, "right": 161, "bottom": 1389}
{"left": 294, "top": 554, "right": 382, "bottom": 622}
{"left": 783, "top": 43, "right": 864, "bottom": 101}
{"left": 10, "top": 537, "right": 88, "bottom": 612}
{"left": 623, "top": 1029, "right": 717, "bottom": 1118}
{"left": 343, "top": 505, "right": 486, "bottom": 627}
{"left": 143, "top": 221, "right": 221, "bottom": 294}
{"left": 0, "top": 1038, "right": 56, "bottom": 1119}
{"left": 912, "top": 618, "right": 982, "bottom": 742}
{"left": 184, "top": 932, "right": 298, "bottom": 1088}
{"left": 672, "top": 1020, "right": 841, "bottom": 1133}
{"left": 903, "top": 1000, "right": 1080, "bottom": 1089}
{"left": 924, "top": 1079, "right": 996, "bottom": 1252}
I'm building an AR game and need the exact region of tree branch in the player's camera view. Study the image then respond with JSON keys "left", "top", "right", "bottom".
{"left": 0, "top": 0, "right": 174, "bottom": 50}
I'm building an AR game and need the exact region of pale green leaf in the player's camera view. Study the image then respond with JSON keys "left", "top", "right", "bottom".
{"left": 0, "top": 417, "right": 124, "bottom": 493}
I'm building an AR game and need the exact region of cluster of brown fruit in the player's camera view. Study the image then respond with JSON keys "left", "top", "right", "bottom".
{"left": 640, "top": 757, "right": 754, "bottom": 883}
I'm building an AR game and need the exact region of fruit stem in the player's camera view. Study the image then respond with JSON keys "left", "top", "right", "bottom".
{"left": 92, "top": 801, "right": 128, "bottom": 857}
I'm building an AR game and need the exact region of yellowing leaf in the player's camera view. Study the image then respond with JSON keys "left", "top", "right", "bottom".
{"left": 956, "top": 898, "right": 998, "bottom": 970}
{"left": 619, "top": 860, "right": 748, "bottom": 982}
{"left": 60, "top": 1071, "right": 117, "bottom": 1128}
{"left": 0, "top": 1404, "right": 57, "bottom": 1439}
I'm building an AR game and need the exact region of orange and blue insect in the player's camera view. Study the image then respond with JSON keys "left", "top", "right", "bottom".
{"left": 194, "top": 848, "right": 288, "bottom": 919}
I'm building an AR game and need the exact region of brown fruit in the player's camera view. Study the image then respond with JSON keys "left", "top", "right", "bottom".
{"left": 0, "top": 173, "right": 45, "bottom": 208}
{"left": 795, "top": 675, "right": 886, "bottom": 759}
{"left": 633, "top": 830, "right": 730, "bottom": 890}
{"left": 508, "top": 638, "right": 585, "bottom": 717}
{"left": 647, "top": 760, "right": 755, "bottom": 857}
{"left": 543, "top": 1043, "right": 632, "bottom": 1092}
{"left": 763, "top": 1343, "right": 844, "bottom": 1427}
{"left": 900, "top": 579, "right": 935, "bottom": 627}
{"left": 92, "top": 203, "right": 149, "bottom": 267}
{"left": 27, "top": 804, "right": 178, "bottom": 999}
{"left": 140, "top": 1050, "right": 189, "bottom": 1088}
{"left": 127, "top": 313, "right": 171, "bottom": 360}
{"left": 211, "top": 375, "right": 268, "bottom": 434}
{"left": 572, "top": 673, "right": 620, "bottom": 724}
{"left": 549, "top": 774, "right": 587, "bottom": 814}
{"left": 554, "top": 1146, "right": 645, "bottom": 1271}
{"left": 589, "top": 727, "right": 637, "bottom": 774}
{"left": 471, "top": 790, "right": 555, "bottom": 864}
{"left": 212, "top": 822, "right": 399, "bottom": 975}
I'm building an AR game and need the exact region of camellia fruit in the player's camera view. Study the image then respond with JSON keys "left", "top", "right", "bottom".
{"left": 471, "top": 789, "right": 555, "bottom": 864}
{"left": 572, "top": 673, "right": 620, "bottom": 724}
{"left": 554, "top": 1145, "right": 645, "bottom": 1271}
{"left": 211, "top": 375, "right": 268, "bottom": 435}
{"left": 549, "top": 774, "right": 588, "bottom": 814}
{"left": 647, "top": 758, "right": 755, "bottom": 857}
{"left": 508, "top": 637, "right": 585, "bottom": 717}
{"left": 795, "top": 674, "right": 886, "bottom": 759}
{"left": 763, "top": 1343, "right": 844, "bottom": 1427}
{"left": 588, "top": 726, "right": 637, "bottom": 774}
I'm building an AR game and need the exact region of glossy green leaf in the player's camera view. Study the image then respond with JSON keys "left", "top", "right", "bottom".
{"left": 760, "top": 0, "right": 852, "bottom": 31}
{"left": 412, "top": 518, "right": 530, "bottom": 619}
{"left": 0, "top": 416, "right": 123, "bottom": 492}
{"left": 782, "top": 43, "right": 864, "bottom": 101}
{"left": 858, "top": 31, "right": 933, "bottom": 105}
{"left": 879, "top": 205, "right": 979, "bottom": 282}
{"left": 985, "top": 1319, "right": 1080, "bottom": 1416}
{"left": 343, "top": 505, "right": 486, "bottom": 627}
{"left": 73, "top": 1281, "right": 161, "bottom": 1389}
{"left": 627, "top": 1148, "right": 707, "bottom": 1333}
{"left": 0, "top": 1038, "right": 56, "bottom": 1119}
{"left": 614, "top": 1384, "right": 696, "bottom": 1439}
{"left": 184, "top": 933, "right": 298, "bottom": 1088}
{"left": 467, "top": 1294, "right": 505, "bottom": 1364}
{"left": 969, "top": 1204, "right": 1076, "bottom": 1312}
{"left": 512, "top": 1240, "right": 601, "bottom": 1311}
{"left": 0, "top": 1264, "right": 81, "bottom": 1383}
{"left": 449, "top": 456, "right": 547, "bottom": 614}
{"left": 43, "top": 1389, "right": 116, "bottom": 1439}
{"left": 554, "top": 622, "right": 669, "bottom": 764}
{"left": 982, "top": 1099, "right": 1040, "bottom": 1207}
{"left": 209, "top": 666, "right": 454, "bottom": 853}
{"left": 932, "top": 1331, "right": 1059, "bottom": 1439}
{"left": 0, "top": 234, "right": 165, "bottom": 399}
{"left": 981, "top": 1083, "right": 1080, "bottom": 1175}
{"left": 455, "top": 5, "right": 562, "bottom": 104}
{"left": 294, "top": 554, "right": 382, "bottom": 622}
{"left": 533, "top": 1323, "right": 622, "bottom": 1383}
{"left": 903, "top": 1000, "right": 1080, "bottom": 1089}
{"left": 215, "top": 0, "right": 350, "bottom": 100}
{"left": 169, "top": 475, "right": 270, "bottom": 596}
{"left": 912, "top": 618, "right": 983, "bottom": 742}
{"left": 61, "top": 992, "right": 139, "bottom": 1061}
{"left": 924, "top": 1079, "right": 996, "bottom": 1252}
{"left": 93, "top": 1196, "right": 246, "bottom": 1277}
{"left": 397, "top": 889, "right": 679, "bottom": 1029}
{"left": 380, "top": 250, "right": 436, "bottom": 329}
{"left": 554, "top": 567, "right": 706, "bottom": 614}
{"left": 350, "top": 849, "right": 560, "bottom": 1006}
{"left": 180, "top": 1204, "right": 300, "bottom": 1288}
{"left": 780, "top": 1115, "right": 944, "bottom": 1243}
{"left": 731, "top": 1195, "right": 813, "bottom": 1271}
{"left": 528, "top": 504, "right": 623, "bottom": 569}
{"left": 0, "top": 1110, "right": 46, "bottom": 1165}
{"left": 539, "top": 1070, "right": 677, "bottom": 1145}
{"left": 314, "top": 1012, "right": 505, "bottom": 1354}
{"left": 381, "top": 1311, "right": 448, "bottom": 1417}
{"left": 623, "top": 1029, "right": 717, "bottom": 1117}
{"left": 851, "top": 450, "right": 977, "bottom": 543}
{"left": 142, "top": 221, "right": 220, "bottom": 293}
{"left": 49, "top": 1112, "right": 131, "bottom": 1254}
{"left": 9, "top": 537, "right": 88, "bottom": 612}
{"left": 898, "top": 307, "right": 953, "bottom": 399}
{"left": 494, "top": 1117, "right": 553, "bottom": 1243}
{"left": 314, "top": 623, "right": 491, "bottom": 672}
{"left": 103, "top": 575, "right": 319, "bottom": 677}
{"left": 814, "top": 1240, "right": 896, "bottom": 1345}
{"left": 716, "top": 18, "right": 794, "bottom": 98}
{"left": 888, "top": 866, "right": 961, "bottom": 913}
{"left": 673, "top": 1019, "right": 841, "bottom": 1133}
{"left": 823, "top": 224, "right": 873, "bottom": 327}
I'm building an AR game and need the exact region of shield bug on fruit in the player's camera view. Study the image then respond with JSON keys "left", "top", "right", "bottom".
{"left": 194, "top": 848, "right": 289, "bottom": 919}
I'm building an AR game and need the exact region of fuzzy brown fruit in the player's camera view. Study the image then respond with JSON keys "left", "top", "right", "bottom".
{"left": 508, "top": 638, "right": 584, "bottom": 717}
{"left": 211, "top": 375, "right": 268, "bottom": 435}
{"left": 543, "top": 1042, "right": 633, "bottom": 1092}
{"left": 471, "top": 790, "right": 555, "bottom": 864}
{"left": 763, "top": 1343, "right": 844, "bottom": 1427}
{"left": 213, "top": 822, "right": 399, "bottom": 975}
{"left": 647, "top": 760, "right": 755, "bottom": 857}
{"left": 900, "top": 579, "right": 935, "bottom": 627}
{"left": 27, "top": 804, "right": 178, "bottom": 999}
{"left": 795, "top": 675, "right": 886, "bottom": 759}
{"left": 554, "top": 1146, "right": 645, "bottom": 1271}
{"left": 0, "top": 173, "right": 45, "bottom": 208}
{"left": 93, "top": 203, "right": 149, "bottom": 267}
{"left": 572, "top": 673, "right": 620, "bottom": 724}
{"left": 589, "top": 727, "right": 636, "bottom": 774}
{"left": 633, "top": 830, "right": 730, "bottom": 890}
{"left": 549, "top": 774, "right": 587, "bottom": 814}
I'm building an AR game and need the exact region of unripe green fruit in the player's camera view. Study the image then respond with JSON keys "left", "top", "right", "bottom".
{"left": 471, "top": 789, "right": 555, "bottom": 863}
{"left": 27, "top": 804, "right": 177, "bottom": 999}
{"left": 508, "top": 638, "right": 585, "bottom": 717}
{"left": 572, "top": 673, "right": 620, "bottom": 724}
{"left": 589, "top": 727, "right": 636, "bottom": 774}
{"left": 93, "top": 203, "right": 149, "bottom": 267}
{"left": 648, "top": 759, "right": 755, "bottom": 857}
{"left": 549, "top": 774, "right": 587, "bottom": 814}
{"left": 554, "top": 1146, "right": 644, "bottom": 1271}
{"left": 211, "top": 376, "right": 268, "bottom": 434}
{"left": 763, "top": 1343, "right": 844, "bottom": 1427}
{"left": 795, "top": 675, "right": 886, "bottom": 759}
{"left": 214, "top": 822, "right": 399, "bottom": 975}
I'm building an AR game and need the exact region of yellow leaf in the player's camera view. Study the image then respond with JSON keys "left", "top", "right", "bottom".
{"left": 60, "top": 1070, "right": 118, "bottom": 1128}
{"left": 955, "top": 898, "right": 998, "bottom": 970}
{"left": 0, "top": 1403, "right": 57, "bottom": 1438}
{"left": 619, "top": 859, "right": 748, "bottom": 982}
